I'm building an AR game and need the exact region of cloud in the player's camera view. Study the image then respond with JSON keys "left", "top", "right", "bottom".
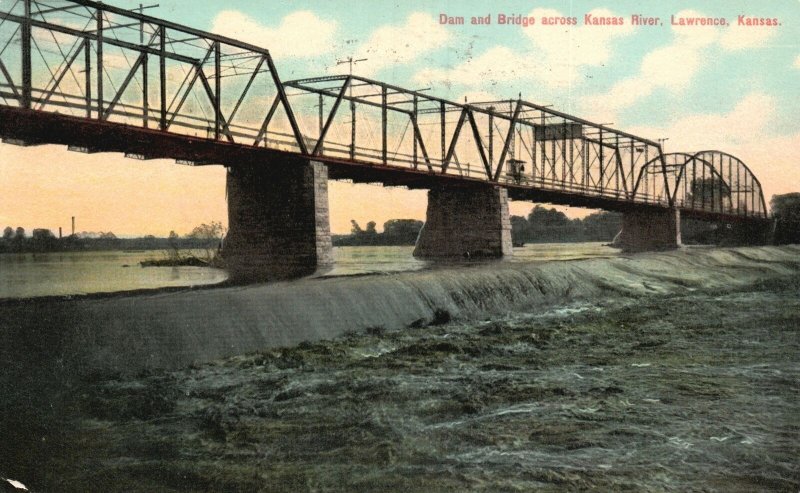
{"left": 413, "top": 8, "right": 634, "bottom": 90}
{"left": 719, "top": 21, "right": 778, "bottom": 51}
{"left": 626, "top": 92, "right": 798, "bottom": 201}
{"left": 585, "top": 10, "right": 781, "bottom": 114}
{"left": 629, "top": 93, "right": 774, "bottom": 149}
{"left": 211, "top": 10, "right": 337, "bottom": 59}
{"left": 329, "top": 13, "right": 450, "bottom": 77}
{"left": 584, "top": 10, "right": 720, "bottom": 114}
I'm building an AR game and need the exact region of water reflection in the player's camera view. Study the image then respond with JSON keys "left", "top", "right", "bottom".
{"left": 0, "top": 243, "right": 619, "bottom": 298}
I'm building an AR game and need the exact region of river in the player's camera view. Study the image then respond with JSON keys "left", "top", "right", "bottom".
{"left": 2, "top": 245, "right": 798, "bottom": 492}
{"left": 0, "top": 243, "right": 619, "bottom": 298}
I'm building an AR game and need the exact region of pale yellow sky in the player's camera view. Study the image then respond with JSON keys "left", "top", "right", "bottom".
{"left": 2, "top": 137, "right": 797, "bottom": 237}
{"left": 0, "top": 143, "right": 557, "bottom": 236}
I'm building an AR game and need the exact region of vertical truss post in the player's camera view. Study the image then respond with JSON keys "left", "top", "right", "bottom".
{"left": 561, "top": 121, "right": 567, "bottom": 185}
{"left": 412, "top": 95, "right": 418, "bottom": 168}
{"left": 568, "top": 125, "right": 574, "bottom": 185}
{"left": 598, "top": 127, "right": 604, "bottom": 192}
{"left": 488, "top": 110, "right": 494, "bottom": 166}
{"left": 142, "top": 53, "right": 149, "bottom": 128}
{"left": 614, "top": 135, "right": 620, "bottom": 194}
{"left": 96, "top": 8, "right": 104, "bottom": 119}
{"left": 318, "top": 94, "right": 323, "bottom": 136}
{"left": 214, "top": 41, "right": 221, "bottom": 141}
{"left": 701, "top": 157, "right": 707, "bottom": 210}
{"left": 159, "top": 27, "right": 166, "bottom": 130}
{"left": 350, "top": 99, "right": 356, "bottom": 160}
{"left": 84, "top": 39, "right": 91, "bottom": 118}
{"left": 728, "top": 157, "right": 733, "bottom": 210}
{"left": 440, "top": 101, "right": 445, "bottom": 168}
{"left": 381, "top": 86, "right": 387, "bottom": 165}
{"left": 494, "top": 100, "right": 521, "bottom": 182}
{"left": 736, "top": 162, "right": 741, "bottom": 215}
{"left": 629, "top": 141, "right": 634, "bottom": 198}
{"left": 532, "top": 126, "right": 537, "bottom": 182}
{"left": 539, "top": 113, "right": 545, "bottom": 185}
{"left": 711, "top": 154, "right": 716, "bottom": 211}
{"left": 21, "top": 0, "right": 32, "bottom": 109}
{"left": 582, "top": 139, "right": 588, "bottom": 190}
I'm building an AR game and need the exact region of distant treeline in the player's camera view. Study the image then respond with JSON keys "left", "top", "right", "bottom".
{"left": 333, "top": 210, "right": 623, "bottom": 247}
{"left": 0, "top": 223, "right": 223, "bottom": 254}
{"left": 511, "top": 206, "right": 621, "bottom": 244}
{"left": 333, "top": 219, "right": 424, "bottom": 246}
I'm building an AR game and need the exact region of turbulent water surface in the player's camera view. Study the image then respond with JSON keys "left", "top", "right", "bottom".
{"left": 1, "top": 246, "right": 799, "bottom": 492}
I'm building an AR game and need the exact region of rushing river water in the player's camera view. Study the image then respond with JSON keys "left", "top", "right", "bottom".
{"left": 0, "top": 243, "right": 619, "bottom": 298}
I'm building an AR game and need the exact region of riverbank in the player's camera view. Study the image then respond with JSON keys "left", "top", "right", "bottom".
{"left": 1, "top": 246, "right": 799, "bottom": 491}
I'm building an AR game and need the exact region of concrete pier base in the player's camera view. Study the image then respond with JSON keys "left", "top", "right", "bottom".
{"left": 414, "top": 185, "right": 513, "bottom": 258}
{"left": 615, "top": 208, "right": 681, "bottom": 252}
{"left": 222, "top": 158, "right": 333, "bottom": 281}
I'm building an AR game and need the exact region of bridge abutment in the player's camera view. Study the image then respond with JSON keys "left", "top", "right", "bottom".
{"left": 222, "top": 159, "right": 333, "bottom": 281}
{"left": 615, "top": 208, "right": 682, "bottom": 252}
{"left": 414, "top": 185, "right": 513, "bottom": 259}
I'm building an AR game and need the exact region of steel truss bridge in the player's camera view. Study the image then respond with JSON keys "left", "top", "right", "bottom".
{"left": 0, "top": 0, "right": 768, "bottom": 221}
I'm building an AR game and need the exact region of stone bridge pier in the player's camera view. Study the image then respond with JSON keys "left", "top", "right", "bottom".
{"left": 222, "top": 157, "right": 333, "bottom": 281}
{"left": 414, "top": 185, "right": 513, "bottom": 259}
{"left": 614, "top": 208, "right": 682, "bottom": 252}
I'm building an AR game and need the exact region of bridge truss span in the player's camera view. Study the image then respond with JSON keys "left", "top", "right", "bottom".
{"left": 635, "top": 151, "right": 767, "bottom": 220}
{"left": 0, "top": 0, "right": 769, "bottom": 222}
{"left": 284, "top": 75, "right": 673, "bottom": 210}
{"left": 0, "top": 0, "right": 306, "bottom": 150}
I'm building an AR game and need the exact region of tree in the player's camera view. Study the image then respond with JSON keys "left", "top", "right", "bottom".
{"left": 30, "top": 229, "right": 57, "bottom": 252}
{"left": 510, "top": 215, "right": 529, "bottom": 245}
{"left": 581, "top": 211, "right": 622, "bottom": 241}
{"left": 365, "top": 221, "right": 377, "bottom": 235}
{"left": 2, "top": 226, "right": 13, "bottom": 240}
{"left": 382, "top": 219, "right": 423, "bottom": 245}
{"left": 771, "top": 193, "right": 800, "bottom": 245}
{"left": 15, "top": 227, "right": 25, "bottom": 239}
{"left": 527, "top": 205, "right": 570, "bottom": 228}
{"left": 350, "top": 220, "right": 363, "bottom": 235}
{"left": 187, "top": 221, "right": 225, "bottom": 241}
{"left": 771, "top": 193, "right": 800, "bottom": 221}
{"left": 383, "top": 219, "right": 423, "bottom": 238}
{"left": 31, "top": 228, "right": 56, "bottom": 240}
{"left": 186, "top": 221, "right": 225, "bottom": 263}
{"left": 687, "top": 177, "right": 730, "bottom": 211}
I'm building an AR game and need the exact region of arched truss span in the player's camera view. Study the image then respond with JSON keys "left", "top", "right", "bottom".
{"left": 634, "top": 151, "right": 767, "bottom": 218}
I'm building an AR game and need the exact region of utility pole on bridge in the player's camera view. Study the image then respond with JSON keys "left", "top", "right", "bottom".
{"left": 335, "top": 57, "right": 367, "bottom": 160}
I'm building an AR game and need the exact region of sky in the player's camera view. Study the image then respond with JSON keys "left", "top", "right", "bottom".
{"left": 1, "top": 0, "right": 798, "bottom": 236}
